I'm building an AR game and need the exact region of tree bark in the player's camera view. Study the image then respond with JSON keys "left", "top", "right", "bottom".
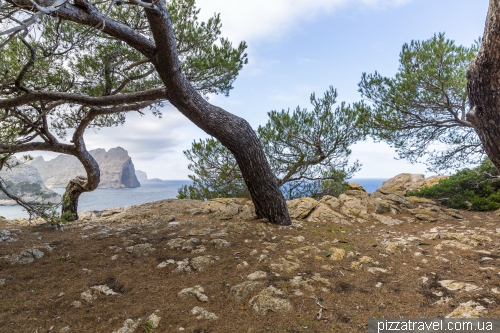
{"left": 60, "top": 151, "right": 100, "bottom": 221}
{"left": 467, "top": 0, "right": 500, "bottom": 170}
{"left": 144, "top": 3, "right": 291, "bottom": 225}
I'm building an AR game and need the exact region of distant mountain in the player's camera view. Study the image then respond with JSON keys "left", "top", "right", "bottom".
{"left": 135, "top": 170, "right": 148, "bottom": 183}
{"left": 0, "top": 157, "right": 61, "bottom": 206}
{"left": 30, "top": 147, "right": 141, "bottom": 189}
{"left": 135, "top": 170, "right": 162, "bottom": 183}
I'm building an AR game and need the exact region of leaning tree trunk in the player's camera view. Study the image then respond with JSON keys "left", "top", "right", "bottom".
{"left": 467, "top": 0, "right": 500, "bottom": 171}
{"left": 144, "top": 4, "right": 291, "bottom": 225}
{"left": 61, "top": 134, "right": 100, "bottom": 221}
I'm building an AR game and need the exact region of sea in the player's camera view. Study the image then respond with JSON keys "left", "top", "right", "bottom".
{"left": 0, "top": 178, "right": 387, "bottom": 219}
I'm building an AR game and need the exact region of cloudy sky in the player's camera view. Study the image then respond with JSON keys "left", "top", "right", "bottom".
{"left": 38, "top": 0, "right": 489, "bottom": 179}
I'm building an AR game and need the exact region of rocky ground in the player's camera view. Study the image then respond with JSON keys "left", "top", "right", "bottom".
{"left": 1, "top": 174, "right": 500, "bottom": 333}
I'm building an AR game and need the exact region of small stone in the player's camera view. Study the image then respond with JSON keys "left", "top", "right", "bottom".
{"left": 80, "top": 290, "right": 95, "bottom": 303}
{"left": 112, "top": 318, "right": 141, "bottom": 333}
{"left": 179, "top": 285, "right": 209, "bottom": 302}
{"left": 211, "top": 239, "right": 230, "bottom": 248}
{"left": 157, "top": 261, "right": 168, "bottom": 269}
{"left": 126, "top": 243, "right": 155, "bottom": 256}
{"left": 91, "top": 285, "right": 120, "bottom": 296}
{"left": 237, "top": 261, "right": 249, "bottom": 269}
{"left": 71, "top": 301, "right": 82, "bottom": 308}
{"left": 247, "top": 271, "right": 267, "bottom": 280}
{"left": 328, "top": 248, "right": 346, "bottom": 261}
{"left": 191, "top": 256, "right": 215, "bottom": 272}
{"left": 191, "top": 306, "right": 218, "bottom": 320}
{"left": 111, "top": 255, "right": 118, "bottom": 260}
{"left": 0, "top": 279, "right": 5, "bottom": 286}
{"left": 231, "top": 281, "right": 263, "bottom": 302}
{"left": 59, "top": 327, "right": 71, "bottom": 333}
{"left": 375, "top": 282, "right": 383, "bottom": 288}
{"left": 367, "top": 267, "right": 387, "bottom": 274}
{"left": 445, "top": 301, "right": 486, "bottom": 318}
{"left": 147, "top": 311, "right": 161, "bottom": 328}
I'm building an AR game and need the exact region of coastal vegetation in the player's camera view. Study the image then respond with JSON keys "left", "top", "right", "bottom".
{"left": 178, "top": 87, "right": 368, "bottom": 200}
{"left": 407, "top": 159, "right": 500, "bottom": 211}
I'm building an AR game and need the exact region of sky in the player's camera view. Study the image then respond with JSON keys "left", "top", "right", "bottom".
{"left": 36, "top": 0, "right": 490, "bottom": 179}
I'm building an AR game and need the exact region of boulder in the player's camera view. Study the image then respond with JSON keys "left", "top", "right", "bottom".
{"left": 306, "top": 203, "right": 349, "bottom": 225}
{"left": 201, "top": 198, "right": 241, "bottom": 220}
{"left": 407, "top": 175, "right": 449, "bottom": 192}
{"left": 345, "top": 182, "right": 369, "bottom": 199}
{"left": 372, "top": 173, "right": 425, "bottom": 196}
{"left": 287, "top": 197, "right": 318, "bottom": 219}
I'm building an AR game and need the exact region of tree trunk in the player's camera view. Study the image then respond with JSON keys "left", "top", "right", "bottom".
{"left": 144, "top": 3, "right": 291, "bottom": 225}
{"left": 467, "top": 0, "right": 500, "bottom": 170}
{"left": 61, "top": 146, "right": 100, "bottom": 221}
{"left": 61, "top": 176, "right": 87, "bottom": 221}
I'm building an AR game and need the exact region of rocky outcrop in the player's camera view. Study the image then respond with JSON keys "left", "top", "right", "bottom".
{"left": 135, "top": 170, "right": 148, "bottom": 183}
{"left": 30, "top": 147, "right": 140, "bottom": 189}
{"left": 135, "top": 170, "right": 162, "bottom": 183}
{"left": 0, "top": 157, "right": 61, "bottom": 206}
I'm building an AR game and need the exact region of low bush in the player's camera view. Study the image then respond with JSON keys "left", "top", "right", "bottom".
{"left": 407, "top": 159, "right": 500, "bottom": 211}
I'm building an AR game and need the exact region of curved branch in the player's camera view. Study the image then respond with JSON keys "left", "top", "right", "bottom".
{"left": 0, "top": 87, "right": 167, "bottom": 108}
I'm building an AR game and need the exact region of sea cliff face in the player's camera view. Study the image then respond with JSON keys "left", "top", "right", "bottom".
{"left": 0, "top": 158, "right": 61, "bottom": 206}
{"left": 29, "top": 147, "right": 141, "bottom": 189}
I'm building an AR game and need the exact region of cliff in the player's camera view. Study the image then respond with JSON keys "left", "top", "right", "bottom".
{"left": 30, "top": 147, "right": 141, "bottom": 189}
{"left": 0, "top": 157, "right": 61, "bottom": 206}
{"left": 135, "top": 170, "right": 163, "bottom": 183}
{"left": 135, "top": 170, "right": 148, "bottom": 183}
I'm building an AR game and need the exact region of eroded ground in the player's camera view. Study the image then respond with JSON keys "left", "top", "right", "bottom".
{"left": 1, "top": 197, "right": 500, "bottom": 333}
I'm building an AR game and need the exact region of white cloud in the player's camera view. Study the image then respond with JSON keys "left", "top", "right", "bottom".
{"left": 196, "top": 0, "right": 413, "bottom": 43}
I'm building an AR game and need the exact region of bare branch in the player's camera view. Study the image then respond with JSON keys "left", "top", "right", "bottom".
{"left": 0, "top": 87, "right": 167, "bottom": 108}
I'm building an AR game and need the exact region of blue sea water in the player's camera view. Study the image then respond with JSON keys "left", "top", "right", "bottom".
{"left": 0, "top": 178, "right": 387, "bottom": 219}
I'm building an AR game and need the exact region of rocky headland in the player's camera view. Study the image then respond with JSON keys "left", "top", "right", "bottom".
{"left": 29, "top": 147, "right": 140, "bottom": 189}
{"left": 0, "top": 157, "right": 61, "bottom": 206}
{"left": 135, "top": 170, "right": 162, "bottom": 183}
{"left": 1, "top": 173, "right": 499, "bottom": 332}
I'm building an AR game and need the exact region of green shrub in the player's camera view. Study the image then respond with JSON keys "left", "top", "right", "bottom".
{"left": 407, "top": 159, "right": 500, "bottom": 210}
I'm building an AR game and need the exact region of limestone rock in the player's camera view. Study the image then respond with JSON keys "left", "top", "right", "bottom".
{"left": 29, "top": 147, "right": 140, "bottom": 188}
{"left": 191, "top": 306, "right": 218, "bottom": 320}
{"left": 201, "top": 198, "right": 241, "bottom": 220}
{"left": 91, "top": 285, "right": 121, "bottom": 295}
{"left": 191, "top": 255, "right": 216, "bottom": 271}
{"left": 372, "top": 173, "right": 425, "bottom": 196}
{"left": 372, "top": 214, "right": 404, "bottom": 226}
{"left": 231, "top": 281, "right": 263, "bottom": 302}
{"left": 287, "top": 197, "right": 318, "bottom": 219}
{"left": 179, "top": 285, "right": 209, "bottom": 302}
{"left": 1, "top": 248, "right": 44, "bottom": 265}
{"left": 407, "top": 175, "right": 449, "bottom": 192}
{"left": 0, "top": 230, "right": 14, "bottom": 242}
{"left": 306, "top": 203, "right": 349, "bottom": 225}
{"left": 126, "top": 243, "right": 155, "bottom": 256}
{"left": 249, "top": 286, "right": 292, "bottom": 314}
{"left": 338, "top": 194, "right": 369, "bottom": 219}
{"left": 345, "top": 182, "right": 369, "bottom": 199}
{"left": 438, "top": 280, "right": 482, "bottom": 292}
{"left": 328, "top": 248, "right": 346, "bottom": 261}
{"left": 247, "top": 271, "right": 267, "bottom": 280}
{"left": 112, "top": 318, "right": 141, "bottom": 333}
{"left": 135, "top": 170, "right": 148, "bottom": 183}
{"left": 445, "top": 301, "right": 486, "bottom": 318}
